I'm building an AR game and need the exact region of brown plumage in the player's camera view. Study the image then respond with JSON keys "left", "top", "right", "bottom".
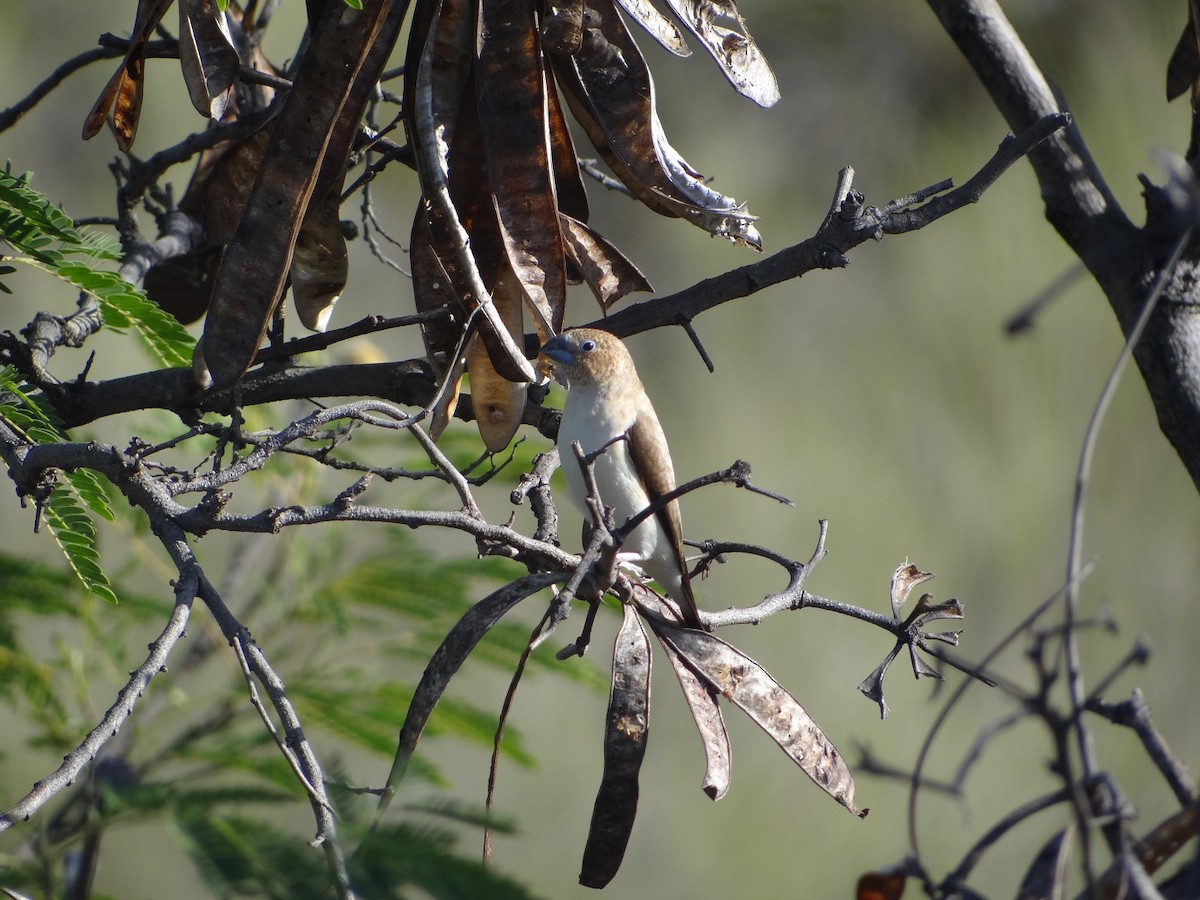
{"left": 539, "top": 328, "right": 703, "bottom": 628}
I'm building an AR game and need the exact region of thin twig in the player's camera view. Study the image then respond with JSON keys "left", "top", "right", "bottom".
{"left": 906, "top": 564, "right": 1094, "bottom": 891}
{"left": 1059, "top": 227, "right": 1191, "bottom": 881}
{"left": 0, "top": 563, "right": 196, "bottom": 833}
{"left": 229, "top": 632, "right": 329, "bottom": 807}
{"left": 943, "top": 789, "right": 1073, "bottom": 888}
{"left": 0, "top": 48, "right": 112, "bottom": 132}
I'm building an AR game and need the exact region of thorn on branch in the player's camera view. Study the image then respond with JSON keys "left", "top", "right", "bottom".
{"left": 676, "top": 315, "right": 715, "bottom": 373}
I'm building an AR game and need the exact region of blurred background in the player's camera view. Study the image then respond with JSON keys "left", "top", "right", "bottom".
{"left": 2, "top": 1, "right": 1198, "bottom": 896}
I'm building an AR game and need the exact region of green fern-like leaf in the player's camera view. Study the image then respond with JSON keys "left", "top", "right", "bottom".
{"left": 353, "top": 823, "right": 540, "bottom": 899}
{"left": 0, "top": 167, "right": 195, "bottom": 368}
{"left": 1, "top": 367, "right": 118, "bottom": 601}
{"left": 1, "top": 368, "right": 116, "bottom": 523}
{"left": 41, "top": 486, "right": 118, "bottom": 604}
{"left": 0, "top": 166, "right": 81, "bottom": 261}
{"left": 173, "top": 811, "right": 329, "bottom": 899}
{"left": 1, "top": 365, "right": 63, "bottom": 428}
{"left": 66, "top": 468, "right": 117, "bottom": 522}
{"left": 50, "top": 261, "right": 195, "bottom": 368}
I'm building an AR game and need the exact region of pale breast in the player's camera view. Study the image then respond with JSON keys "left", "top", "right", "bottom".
{"left": 557, "top": 394, "right": 663, "bottom": 563}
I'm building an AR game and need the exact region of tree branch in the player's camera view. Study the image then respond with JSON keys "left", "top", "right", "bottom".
{"left": 927, "top": 0, "right": 1200, "bottom": 492}
{"left": 593, "top": 114, "right": 1069, "bottom": 341}
{"left": 0, "top": 557, "right": 196, "bottom": 834}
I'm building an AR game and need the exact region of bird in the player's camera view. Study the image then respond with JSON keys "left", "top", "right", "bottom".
{"left": 538, "top": 328, "right": 703, "bottom": 629}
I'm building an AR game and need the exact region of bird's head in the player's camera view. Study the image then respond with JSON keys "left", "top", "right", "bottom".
{"left": 537, "top": 328, "right": 634, "bottom": 392}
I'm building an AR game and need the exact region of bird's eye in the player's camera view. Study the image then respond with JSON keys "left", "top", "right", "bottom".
{"left": 580, "top": 339, "right": 597, "bottom": 352}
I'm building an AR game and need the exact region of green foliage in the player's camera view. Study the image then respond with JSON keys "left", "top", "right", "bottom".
{"left": 172, "top": 812, "right": 539, "bottom": 900}
{"left": 0, "top": 519, "right": 571, "bottom": 897}
{"left": 349, "top": 823, "right": 538, "bottom": 899}
{"left": 173, "top": 811, "right": 330, "bottom": 898}
{"left": 58, "top": 260, "right": 195, "bottom": 369}
{"left": 0, "top": 164, "right": 90, "bottom": 267}
{"left": 0, "top": 367, "right": 118, "bottom": 603}
{"left": 40, "top": 481, "right": 119, "bottom": 605}
{"left": 0, "top": 166, "right": 195, "bottom": 368}
{"left": 0, "top": 164, "right": 580, "bottom": 892}
{"left": 0, "top": 556, "right": 74, "bottom": 744}
{"left": 0, "top": 166, "right": 200, "bottom": 605}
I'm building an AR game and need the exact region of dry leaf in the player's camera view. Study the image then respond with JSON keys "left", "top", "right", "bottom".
{"left": 377, "top": 573, "right": 562, "bottom": 814}
{"left": 580, "top": 604, "right": 652, "bottom": 889}
{"left": 541, "top": 0, "right": 585, "bottom": 55}
{"left": 197, "top": 0, "right": 406, "bottom": 387}
{"left": 655, "top": 633, "right": 731, "bottom": 799}
{"left": 546, "top": 65, "right": 591, "bottom": 223}
{"left": 465, "top": 264, "right": 528, "bottom": 452}
{"left": 653, "top": 617, "right": 862, "bottom": 816}
{"left": 856, "top": 871, "right": 907, "bottom": 900}
{"left": 1167, "top": 0, "right": 1200, "bottom": 104}
{"left": 477, "top": 0, "right": 567, "bottom": 342}
{"left": 406, "top": 0, "right": 537, "bottom": 384}
{"left": 178, "top": 0, "right": 239, "bottom": 120}
{"left": 614, "top": 0, "right": 692, "bottom": 57}
{"left": 661, "top": 0, "right": 780, "bottom": 107}
{"left": 890, "top": 562, "right": 935, "bottom": 619}
{"left": 82, "top": 0, "right": 175, "bottom": 149}
{"left": 1015, "top": 826, "right": 1072, "bottom": 900}
{"left": 411, "top": 204, "right": 468, "bottom": 371}
{"left": 550, "top": 0, "right": 762, "bottom": 247}
{"left": 291, "top": 191, "right": 349, "bottom": 332}
{"left": 560, "top": 213, "right": 652, "bottom": 310}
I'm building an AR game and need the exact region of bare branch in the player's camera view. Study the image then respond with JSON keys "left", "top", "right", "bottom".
{"left": 0, "top": 558, "right": 195, "bottom": 834}
{"left": 0, "top": 47, "right": 113, "bottom": 132}
{"left": 1087, "top": 690, "right": 1200, "bottom": 809}
{"left": 593, "top": 115, "right": 1069, "bottom": 342}
{"left": 927, "top": 0, "right": 1200, "bottom": 491}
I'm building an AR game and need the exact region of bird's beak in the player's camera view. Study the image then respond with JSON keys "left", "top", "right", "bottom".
{"left": 537, "top": 335, "right": 574, "bottom": 388}
{"left": 538, "top": 335, "right": 574, "bottom": 367}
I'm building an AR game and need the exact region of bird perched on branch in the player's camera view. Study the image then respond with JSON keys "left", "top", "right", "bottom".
{"left": 538, "top": 328, "right": 703, "bottom": 629}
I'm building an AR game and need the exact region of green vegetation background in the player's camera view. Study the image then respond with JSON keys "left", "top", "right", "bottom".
{"left": 1, "top": 1, "right": 1197, "bottom": 897}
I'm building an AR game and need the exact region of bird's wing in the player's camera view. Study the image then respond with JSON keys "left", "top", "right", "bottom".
{"left": 627, "top": 404, "right": 702, "bottom": 628}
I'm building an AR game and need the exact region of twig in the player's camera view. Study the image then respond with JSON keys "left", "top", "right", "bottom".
{"left": 193, "top": 567, "right": 354, "bottom": 899}
{"left": 92, "top": 34, "right": 293, "bottom": 92}
{"left": 509, "top": 448, "right": 561, "bottom": 545}
{"left": 550, "top": 523, "right": 614, "bottom": 644}
{"left": 484, "top": 608, "right": 555, "bottom": 864}
{"left": 164, "top": 400, "right": 421, "bottom": 496}
{"left": 676, "top": 315, "right": 715, "bottom": 373}
{"left": 117, "top": 105, "right": 280, "bottom": 208}
{"left": 594, "top": 115, "right": 1068, "bottom": 341}
{"left": 578, "top": 158, "right": 633, "bottom": 197}
{"left": 880, "top": 115, "right": 1070, "bottom": 234}
{"left": 615, "top": 459, "right": 793, "bottom": 547}
{"left": 1058, "top": 226, "right": 1191, "bottom": 880}
{"left": 906, "top": 563, "right": 1094, "bottom": 891}
{"left": 942, "top": 789, "right": 1073, "bottom": 889}
{"left": 1087, "top": 690, "right": 1199, "bottom": 808}
{"left": 408, "top": 422, "right": 483, "bottom": 519}
{"left": 229, "top": 632, "right": 329, "bottom": 808}
{"left": 0, "top": 564, "right": 196, "bottom": 833}
{"left": 0, "top": 48, "right": 112, "bottom": 132}
{"left": 1004, "top": 262, "right": 1088, "bottom": 335}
